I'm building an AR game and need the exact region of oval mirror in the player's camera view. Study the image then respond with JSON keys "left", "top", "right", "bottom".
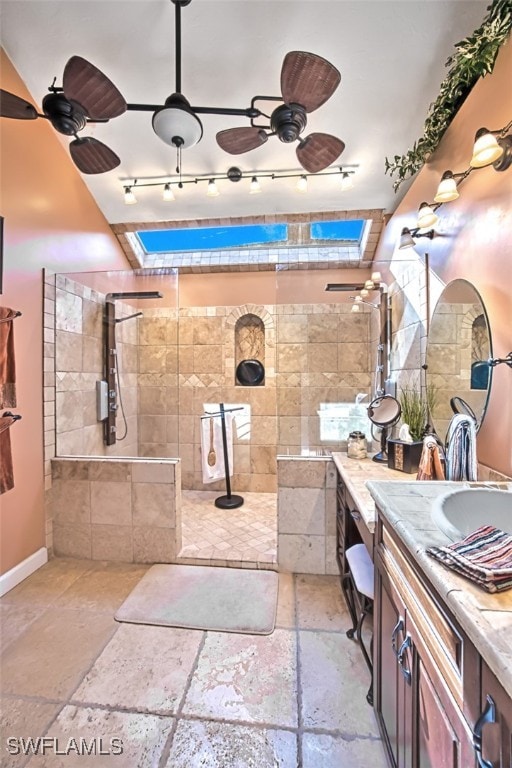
{"left": 426, "top": 278, "right": 492, "bottom": 441}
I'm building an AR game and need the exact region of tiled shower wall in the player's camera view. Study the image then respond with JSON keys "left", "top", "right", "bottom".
{"left": 45, "top": 275, "right": 374, "bottom": 501}
{"left": 138, "top": 302, "right": 372, "bottom": 492}
{"left": 51, "top": 274, "right": 139, "bottom": 457}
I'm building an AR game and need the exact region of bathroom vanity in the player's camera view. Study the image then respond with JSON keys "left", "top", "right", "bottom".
{"left": 368, "top": 480, "right": 512, "bottom": 768}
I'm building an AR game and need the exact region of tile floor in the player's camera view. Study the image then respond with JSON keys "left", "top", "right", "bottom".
{"left": 178, "top": 491, "right": 277, "bottom": 569}
{"left": 0, "top": 558, "right": 388, "bottom": 768}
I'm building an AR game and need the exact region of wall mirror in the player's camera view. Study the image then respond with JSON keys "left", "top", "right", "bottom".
{"left": 426, "top": 278, "right": 492, "bottom": 441}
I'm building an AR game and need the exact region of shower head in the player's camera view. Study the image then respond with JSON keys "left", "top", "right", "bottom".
{"left": 106, "top": 291, "right": 163, "bottom": 301}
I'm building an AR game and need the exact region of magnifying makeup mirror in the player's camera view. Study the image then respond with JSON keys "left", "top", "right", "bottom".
{"left": 367, "top": 394, "right": 402, "bottom": 463}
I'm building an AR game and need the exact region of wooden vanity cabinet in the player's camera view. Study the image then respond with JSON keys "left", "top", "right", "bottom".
{"left": 374, "top": 514, "right": 479, "bottom": 768}
{"left": 477, "top": 663, "right": 512, "bottom": 767}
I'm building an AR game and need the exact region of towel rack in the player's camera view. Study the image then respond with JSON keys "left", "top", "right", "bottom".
{"left": 2, "top": 411, "right": 22, "bottom": 420}
{"left": 202, "top": 404, "right": 244, "bottom": 510}
{"left": 0, "top": 310, "right": 22, "bottom": 324}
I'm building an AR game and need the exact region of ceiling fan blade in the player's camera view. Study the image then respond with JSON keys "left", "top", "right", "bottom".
{"left": 63, "top": 56, "right": 126, "bottom": 120}
{"left": 216, "top": 127, "right": 268, "bottom": 154}
{"left": 296, "top": 133, "right": 345, "bottom": 173}
{"left": 69, "top": 136, "right": 120, "bottom": 174}
{"left": 281, "top": 51, "right": 340, "bottom": 113}
{"left": 0, "top": 89, "right": 38, "bottom": 120}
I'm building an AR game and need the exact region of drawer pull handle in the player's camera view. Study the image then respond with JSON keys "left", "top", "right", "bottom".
{"left": 391, "top": 617, "right": 404, "bottom": 659}
{"left": 472, "top": 695, "right": 496, "bottom": 768}
{"left": 397, "top": 634, "right": 412, "bottom": 685}
{"left": 350, "top": 509, "right": 361, "bottom": 521}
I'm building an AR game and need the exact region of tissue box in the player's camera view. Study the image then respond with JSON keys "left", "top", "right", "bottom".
{"left": 387, "top": 439, "right": 423, "bottom": 474}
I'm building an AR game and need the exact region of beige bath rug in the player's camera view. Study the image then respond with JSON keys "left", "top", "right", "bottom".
{"left": 115, "top": 564, "right": 278, "bottom": 635}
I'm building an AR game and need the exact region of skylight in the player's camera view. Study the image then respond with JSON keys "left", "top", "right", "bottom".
{"left": 310, "top": 219, "right": 365, "bottom": 242}
{"left": 137, "top": 223, "right": 288, "bottom": 253}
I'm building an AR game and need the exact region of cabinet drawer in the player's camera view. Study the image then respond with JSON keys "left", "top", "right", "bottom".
{"left": 380, "top": 526, "right": 464, "bottom": 709}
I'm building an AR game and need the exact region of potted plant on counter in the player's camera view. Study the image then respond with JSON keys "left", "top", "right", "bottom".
{"left": 387, "top": 385, "right": 437, "bottom": 473}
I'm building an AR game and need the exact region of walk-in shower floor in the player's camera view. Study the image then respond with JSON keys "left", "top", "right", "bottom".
{"left": 178, "top": 490, "right": 277, "bottom": 570}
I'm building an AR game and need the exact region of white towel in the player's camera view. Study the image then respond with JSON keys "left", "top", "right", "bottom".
{"left": 200, "top": 411, "right": 234, "bottom": 484}
{"left": 231, "top": 403, "right": 251, "bottom": 440}
{"left": 445, "top": 414, "right": 477, "bottom": 481}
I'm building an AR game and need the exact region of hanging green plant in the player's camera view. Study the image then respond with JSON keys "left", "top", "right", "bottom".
{"left": 385, "top": 0, "right": 512, "bottom": 192}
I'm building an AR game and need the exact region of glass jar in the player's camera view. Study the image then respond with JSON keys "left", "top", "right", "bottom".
{"left": 347, "top": 430, "right": 367, "bottom": 459}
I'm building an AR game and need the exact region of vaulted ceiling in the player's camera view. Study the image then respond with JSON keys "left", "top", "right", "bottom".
{"left": 1, "top": 0, "right": 489, "bottom": 230}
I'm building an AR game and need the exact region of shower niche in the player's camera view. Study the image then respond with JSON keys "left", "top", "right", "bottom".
{"left": 234, "top": 313, "right": 266, "bottom": 386}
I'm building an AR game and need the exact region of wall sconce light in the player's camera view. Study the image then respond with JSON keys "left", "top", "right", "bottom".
{"left": 162, "top": 183, "right": 175, "bottom": 202}
{"left": 124, "top": 186, "right": 137, "bottom": 205}
{"left": 399, "top": 226, "right": 435, "bottom": 250}
{"left": 417, "top": 202, "right": 438, "bottom": 229}
{"left": 351, "top": 304, "right": 360, "bottom": 313}
{"left": 403, "top": 118, "right": 511, "bottom": 235}
{"left": 371, "top": 271, "right": 382, "bottom": 284}
{"left": 206, "top": 179, "right": 219, "bottom": 197}
{"left": 470, "top": 126, "right": 512, "bottom": 169}
{"left": 433, "top": 170, "right": 460, "bottom": 203}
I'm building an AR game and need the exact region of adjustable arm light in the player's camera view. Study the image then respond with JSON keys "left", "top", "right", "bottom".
{"left": 406, "top": 118, "right": 512, "bottom": 231}
{"left": 399, "top": 226, "right": 434, "bottom": 250}
{"left": 122, "top": 164, "right": 358, "bottom": 203}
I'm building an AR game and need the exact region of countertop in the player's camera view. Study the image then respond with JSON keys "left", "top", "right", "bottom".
{"left": 331, "top": 452, "right": 407, "bottom": 533}
{"left": 366, "top": 479, "right": 512, "bottom": 699}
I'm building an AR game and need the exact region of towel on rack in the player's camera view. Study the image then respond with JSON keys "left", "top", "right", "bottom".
{"left": 200, "top": 410, "right": 234, "bottom": 484}
{"left": 0, "top": 307, "right": 17, "bottom": 409}
{"left": 445, "top": 413, "right": 477, "bottom": 481}
{"left": 0, "top": 414, "right": 16, "bottom": 494}
{"left": 227, "top": 403, "right": 251, "bottom": 440}
{"left": 427, "top": 525, "right": 512, "bottom": 593}
{"left": 417, "top": 434, "right": 445, "bottom": 481}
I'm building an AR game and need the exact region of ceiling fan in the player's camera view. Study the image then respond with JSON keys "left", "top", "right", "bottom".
{"left": 0, "top": 0, "right": 345, "bottom": 175}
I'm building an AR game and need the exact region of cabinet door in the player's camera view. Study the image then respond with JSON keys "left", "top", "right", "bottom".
{"left": 414, "top": 649, "right": 475, "bottom": 768}
{"left": 375, "top": 556, "right": 409, "bottom": 768}
{"left": 477, "top": 663, "right": 512, "bottom": 768}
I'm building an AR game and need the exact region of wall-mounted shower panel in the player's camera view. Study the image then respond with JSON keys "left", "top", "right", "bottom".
{"left": 104, "top": 300, "right": 118, "bottom": 445}
{"left": 96, "top": 380, "right": 108, "bottom": 422}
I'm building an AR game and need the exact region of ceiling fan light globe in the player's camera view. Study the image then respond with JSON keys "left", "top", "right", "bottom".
{"left": 152, "top": 94, "right": 203, "bottom": 149}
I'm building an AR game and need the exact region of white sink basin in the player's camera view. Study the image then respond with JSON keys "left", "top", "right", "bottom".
{"left": 431, "top": 488, "right": 512, "bottom": 541}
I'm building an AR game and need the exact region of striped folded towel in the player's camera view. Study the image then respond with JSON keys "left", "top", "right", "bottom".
{"left": 427, "top": 525, "right": 512, "bottom": 593}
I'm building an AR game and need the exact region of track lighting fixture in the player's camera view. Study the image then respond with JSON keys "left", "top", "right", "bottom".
{"left": 340, "top": 171, "right": 353, "bottom": 190}
{"left": 162, "top": 183, "right": 175, "bottom": 202}
{"left": 296, "top": 175, "right": 308, "bottom": 193}
{"left": 206, "top": 179, "right": 219, "bottom": 197}
{"left": 249, "top": 176, "right": 261, "bottom": 194}
{"left": 120, "top": 164, "right": 358, "bottom": 204}
{"left": 124, "top": 186, "right": 137, "bottom": 205}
